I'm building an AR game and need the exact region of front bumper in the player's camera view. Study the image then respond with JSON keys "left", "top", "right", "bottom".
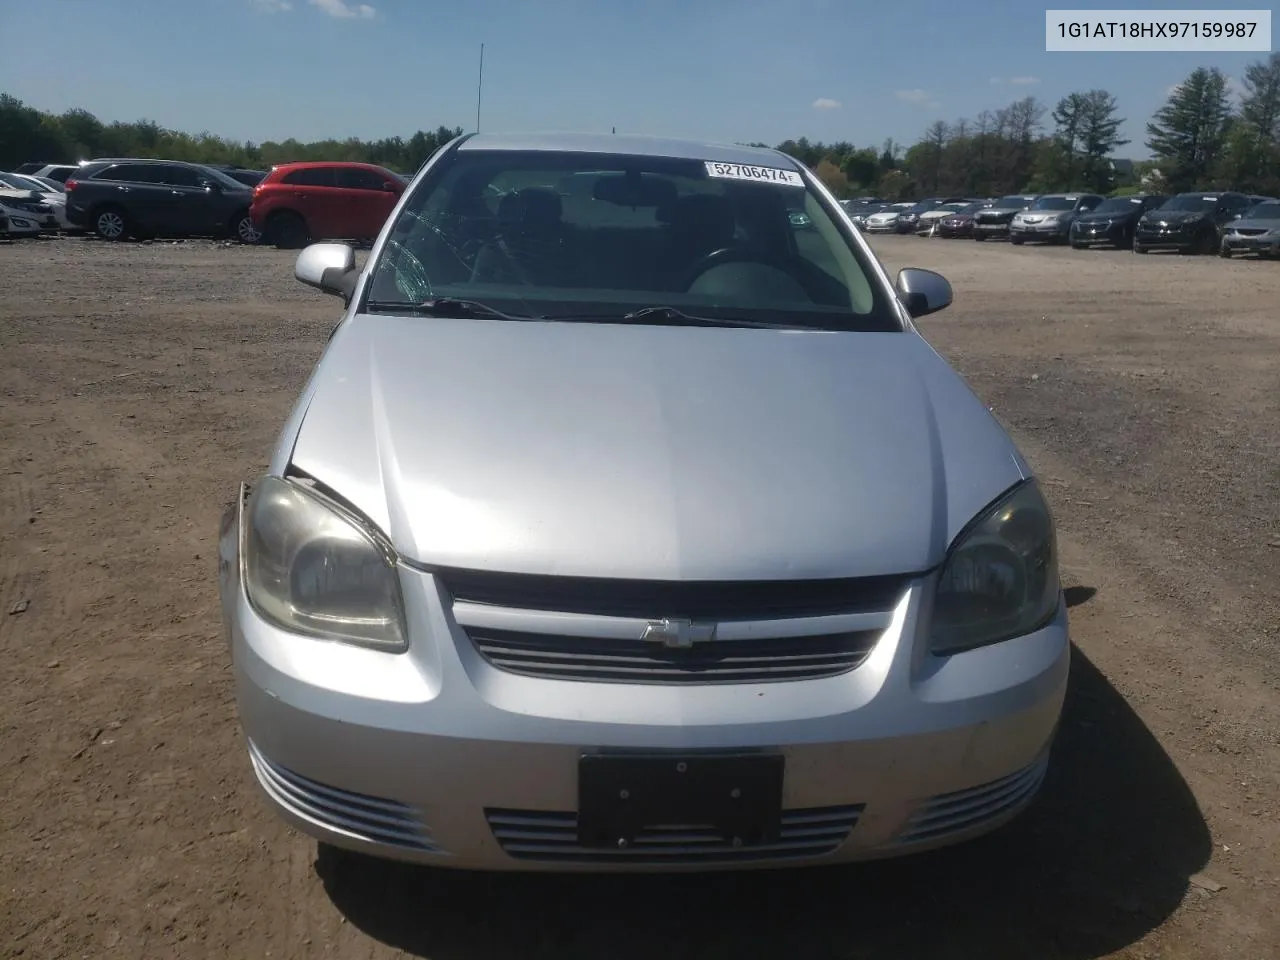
{"left": 1010, "top": 221, "right": 1067, "bottom": 240}
{"left": 1222, "top": 233, "right": 1280, "bottom": 255}
{"left": 971, "top": 220, "right": 1013, "bottom": 236}
{"left": 220, "top": 493, "right": 1071, "bottom": 872}
{"left": 1071, "top": 222, "right": 1125, "bottom": 245}
{"left": 863, "top": 222, "right": 900, "bottom": 234}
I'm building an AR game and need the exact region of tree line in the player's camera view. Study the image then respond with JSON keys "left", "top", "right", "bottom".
{"left": 2, "top": 54, "right": 1278, "bottom": 198}
{"left": 0, "top": 93, "right": 463, "bottom": 176}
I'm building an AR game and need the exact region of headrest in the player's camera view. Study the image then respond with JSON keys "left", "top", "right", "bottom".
{"left": 498, "top": 187, "right": 562, "bottom": 229}
{"left": 667, "top": 193, "right": 735, "bottom": 241}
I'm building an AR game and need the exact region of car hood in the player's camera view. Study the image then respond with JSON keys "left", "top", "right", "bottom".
{"left": 868, "top": 212, "right": 902, "bottom": 221}
{"left": 1227, "top": 217, "right": 1280, "bottom": 231}
{"left": 1076, "top": 209, "right": 1136, "bottom": 223}
{"left": 1142, "top": 210, "right": 1208, "bottom": 224}
{"left": 974, "top": 206, "right": 1023, "bottom": 217}
{"left": 285, "top": 314, "right": 1028, "bottom": 581}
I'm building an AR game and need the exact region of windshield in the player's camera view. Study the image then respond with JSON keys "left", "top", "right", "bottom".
{"left": 1092, "top": 197, "right": 1140, "bottom": 214}
{"left": 1031, "top": 196, "right": 1078, "bottom": 211}
{"left": 995, "top": 196, "right": 1031, "bottom": 208}
{"left": 1160, "top": 195, "right": 1218, "bottom": 212}
{"left": 0, "top": 173, "right": 47, "bottom": 192}
{"left": 364, "top": 148, "right": 899, "bottom": 332}
{"left": 1243, "top": 201, "right": 1280, "bottom": 220}
{"left": 934, "top": 203, "right": 967, "bottom": 213}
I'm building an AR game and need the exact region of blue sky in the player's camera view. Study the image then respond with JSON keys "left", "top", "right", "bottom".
{"left": 3, "top": 0, "right": 1269, "bottom": 158}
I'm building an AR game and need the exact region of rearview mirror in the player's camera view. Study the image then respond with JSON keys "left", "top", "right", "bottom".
{"left": 896, "top": 267, "right": 952, "bottom": 318}
{"left": 296, "top": 242, "right": 358, "bottom": 303}
{"left": 593, "top": 174, "right": 677, "bottom": 208}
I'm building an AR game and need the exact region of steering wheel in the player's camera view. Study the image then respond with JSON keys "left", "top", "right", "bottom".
{"left": 678, "top": 246, "right": 822, "bottom": 300}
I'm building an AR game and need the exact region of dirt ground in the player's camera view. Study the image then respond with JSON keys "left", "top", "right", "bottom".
{"left": 2, "top": 231, "right": 1279, "bottom": 960}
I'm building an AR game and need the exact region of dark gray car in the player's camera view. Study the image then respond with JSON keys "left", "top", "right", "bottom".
{"left": 971, "top": 195, "right": 1038, "bottom": 240}
{"left": 64, "top": 159, "right": 259, "bottom": 242}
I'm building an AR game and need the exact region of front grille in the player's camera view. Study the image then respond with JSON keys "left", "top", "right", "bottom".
{"left": 249, "top": 741, "right": 440, "bottom": 852}
{"left": 436, "top": 567, "right": 911, "bottom": 620}
{"left": 1234, "top": 228, "right": 1267, "bottom": 236}
{"left": 486, "top": 805, "right": 863, "bottom": 864}
{"left": 469, "top": 627, "right": 879, "bottom": 684}
{"left": 888, "top": 753, "right": 1048, "bottom": 847}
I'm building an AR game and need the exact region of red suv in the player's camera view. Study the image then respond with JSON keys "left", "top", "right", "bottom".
{"left": 250, "top": 161, "right": 406, "bottom": 248}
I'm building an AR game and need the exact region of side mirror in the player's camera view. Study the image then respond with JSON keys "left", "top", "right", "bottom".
{"left": 383, "top": 180, "right": 399, "bottom": 192}
{"left": 896, "top": 267, "right": 952, "bottom": 318}
{"left": 296, "top": 242, "right": 358, "bottom": 303}
{"left": 200, "top": 178, "right": 221, "bottom": 192}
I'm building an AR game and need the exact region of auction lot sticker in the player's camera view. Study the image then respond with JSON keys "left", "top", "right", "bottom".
{"left": 705, "top": 161, "right": 804, "bottom": 187}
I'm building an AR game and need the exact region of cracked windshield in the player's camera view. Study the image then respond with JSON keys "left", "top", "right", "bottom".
{"left": 366, "top": 151, "right": 889, "bottom": 329}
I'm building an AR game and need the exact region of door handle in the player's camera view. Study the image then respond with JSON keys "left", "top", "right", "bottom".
{"left": 171, "top": 190, "right": 183, "bottom": 196}
{"left": 293, "top": 191, "right": 308, "bottom": 198}
{"left": 117, "top": 186, "right": 130, "bottom": 192}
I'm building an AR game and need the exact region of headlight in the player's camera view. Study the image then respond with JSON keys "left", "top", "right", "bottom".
{"left": 929, "top": 480, "right": 1060, "bottom": 655}
{"left": 243, "top": 475, "right": 407, "bottom": 651}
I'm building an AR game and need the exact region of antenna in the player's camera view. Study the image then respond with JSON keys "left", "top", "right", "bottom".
{"left": 476, "top": 43, "right": 485, "bottom": 133}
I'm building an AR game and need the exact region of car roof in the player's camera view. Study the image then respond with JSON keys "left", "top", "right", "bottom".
{"left": 268, "top": 160, "right": 394, "bottom": 171}
{"left": 457, "top": 132, "right": 800, "bottom": 170}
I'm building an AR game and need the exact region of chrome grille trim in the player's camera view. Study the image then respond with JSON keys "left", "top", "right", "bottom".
{"left": 452, "top": 601, "right": 894, "bottom": 642}
{"left": 891, "top": 754, "right": 1049, "bottom": 847}
{"left": 433, "top": 567, "right": 913, "bottom": 620}
{"left": 486, "top": 805, "right": 863, "bottom": 863}
{"left": 249, "top": 741, "right": 439, "bottom": 852}
{"left": 468, "top": 627, "right": 879, "bottom": 684}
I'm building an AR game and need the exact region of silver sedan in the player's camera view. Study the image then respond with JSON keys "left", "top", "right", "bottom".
{"left": 219, "top": 132, "right": 1070, "bottom": 872}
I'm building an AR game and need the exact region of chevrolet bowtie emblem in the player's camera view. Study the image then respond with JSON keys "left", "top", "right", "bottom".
{"left": 641, "top": 618, "right": 717, "bottom": 649}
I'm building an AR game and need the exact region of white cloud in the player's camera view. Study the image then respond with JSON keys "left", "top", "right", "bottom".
{"left": 252, "top": 0, "right": 292, "bottom": 11}
{"left": 895, "top": 89, "right": 931, "bottom": 104}
{"left": 309, "top": 0, "right": 376, "bottom": 18}
{"left": 812, "top": 97, "right": 841, "bottom": 110}
{"left": 1009, "top": 76, "right": 1041, "bottom": 85}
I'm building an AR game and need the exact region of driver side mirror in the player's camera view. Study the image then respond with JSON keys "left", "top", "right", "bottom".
{"left": 896, "top": 267, "right": 952, "bottom": 318}
{"left": 296, "top": 242, "right": 358, "bottom": 304}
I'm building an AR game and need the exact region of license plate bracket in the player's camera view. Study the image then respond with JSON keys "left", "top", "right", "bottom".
{"left": 577, "top": 753, "right": 784, "bottom": 849}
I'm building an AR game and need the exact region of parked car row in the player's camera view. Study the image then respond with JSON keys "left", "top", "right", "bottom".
{"left": 842, "top": 191, "right": 1280, "bottom": 259}
{"left": 3, "top": 157, "right": 406, "bottom": 245}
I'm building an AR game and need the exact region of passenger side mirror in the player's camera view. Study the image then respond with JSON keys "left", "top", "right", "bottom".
{"left": 896, "top": 267, "right": 952, "bottom": 318}
{"left": 296, "top": 242, "right": 358, "bottom": 303}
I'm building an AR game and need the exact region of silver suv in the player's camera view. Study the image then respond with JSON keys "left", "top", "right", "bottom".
{"left": 219, "top": 132, "right": 1069, "bottom": 872}
{"left": 1010, "top": 194, "right": 1105, "bottom": 244}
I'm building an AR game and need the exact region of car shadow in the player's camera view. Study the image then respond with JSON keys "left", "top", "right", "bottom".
{"left": 1065, "top": 585, "right": 1097, "bottom": 608}
{"left": 318, "top": 644, "right": 1208, "bottom": 960}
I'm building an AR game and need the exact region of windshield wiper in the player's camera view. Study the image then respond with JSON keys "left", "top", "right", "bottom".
{"left": 546, "top": 305, "right": 785, "bottom": 329}
{"left": 364, "top": 297, "right": 535, "bottom": 321}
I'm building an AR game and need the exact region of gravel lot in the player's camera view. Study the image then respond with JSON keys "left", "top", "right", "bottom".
{"left": 2, "top": 233, "right": 1278, "bottom": 959}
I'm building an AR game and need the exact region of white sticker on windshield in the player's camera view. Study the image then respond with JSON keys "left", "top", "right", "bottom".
{"left": 704, "top": 161, "right": 804, "bottom": 187}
